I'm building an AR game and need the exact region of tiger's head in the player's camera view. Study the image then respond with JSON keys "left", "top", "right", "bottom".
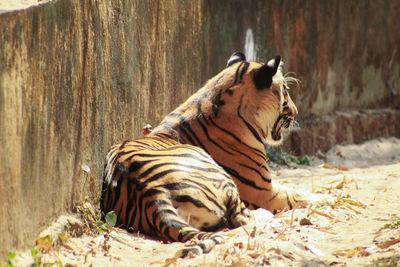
{"left": 202, "top": 52, "right": 298, "bottom": 147}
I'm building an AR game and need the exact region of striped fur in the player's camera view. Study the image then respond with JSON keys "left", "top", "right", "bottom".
{"left": 101, "top": 52, "right": 304, "bottom": 256}
{"left": 100, "top": 134, "right": 251, "bottom": 256}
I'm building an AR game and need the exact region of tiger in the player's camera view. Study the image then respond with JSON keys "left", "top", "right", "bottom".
{"left": 149, "top": 51, "right": 307, "bottom": 212}
{"left": 100, "top": 52, "right": 308, "bottom": 257}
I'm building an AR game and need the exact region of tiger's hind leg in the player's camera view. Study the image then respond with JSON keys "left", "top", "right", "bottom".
{"left": 225, "top": 188, "right": 253, "bottom": 228}
{"left": 145, "top": 196, "right": 225, "bottom": 257}
{"left": 176, "top": 183, "right": 252, "bottom": 257}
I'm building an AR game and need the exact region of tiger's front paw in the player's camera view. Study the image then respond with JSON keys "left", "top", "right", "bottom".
{"left": 287, "top": 189, "right": 336, "bottom": 209}
{"left": 305, "top": 192, "right": 336, "bottom": 207}
{"left": 266, "top": 183, "right": 336, "bottom": 213}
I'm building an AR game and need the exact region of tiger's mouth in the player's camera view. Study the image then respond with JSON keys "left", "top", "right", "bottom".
{"left": 271, "top": 113, "right": 294, "bottom": 141}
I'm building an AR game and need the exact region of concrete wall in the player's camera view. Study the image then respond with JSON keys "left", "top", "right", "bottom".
{"left": 0, "top": 0, "right": 399, "bottom": 258}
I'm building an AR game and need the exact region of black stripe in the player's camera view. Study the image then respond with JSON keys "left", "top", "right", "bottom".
{"left": 178, "top": 230, "right": 198, "bottom": 242}
{"left": 181, "top": 178, "right": 219, "bottom": 199}
{"left": 268, "top": 190, "right": 280, "bottom": 202}
{"left": 139, "top": 164, "right": 226, "bottom": 188}
{"left": 161, "top": 182, "right": 225, "bottom": 211}
{"left": 118, "top": 140, "right": 129, "bottom": 149}
{"left": 251, "top": 203, "right": 260, "bottom": 209}
{"left": 208, "top": 116, "right": 266, "bottom": 159}
{"left": 138, "top": 188, "right": 165, "bottom": 234}
{"left": 160, "top": 182, "right": 198, "bottom": 191}
{"left": 141, "top": 161, "right": 225, "bottom": 176}
{"left": 134, "top": 139, "right": 155, "bottom": 147}
{"left": 225, "top": 88, "right": 234, "bottom": 95}
{"left": 159, "top": 218, "right": 185, "bottom": 241}
{"left": 169, "top": 195, "right": 210, "bottom": 210}
{"left": 238, "top": 62, "right": 249, "bottom": 81}
{"left": 222, "top": 181, "right": 235, "bottom": 190}
{"left": 125, "top": 184, "right": 138, "bottom": 227}
{"left": 115, "top": 178, "right": 128, "bottom": 225}
{"left": 197, "top": 99, "right": 210, "bottom": 125}
{"left": 107, "top": 151, "right": 123, "bottom": 173}
{"left": 237, "top": 96, "right": 263, "bottom": 144}
{"left": 221, "top": 164, "right": 270, "bottom": 191}
{"left": 189, "top": 172, "right": 231, "bottom": 184}
{"left": 141, "top": 188, "right": 164, "bottom": 198}
{"left": 179, "top": 125, "right": 196, "bottom": 145}
{"left": 148, "top": 199, "right": 176, "bottom": 233}
{"left": 103, "top": 173, "right": 123, "bottom": 212}
{"left": 151, "top": 209, "right": 177, "bottom": 229}
{"left": 238, "top": 163, "right": 271, "bottom": 183}
{"left": 141, "top": 169, "right": 177, "bottom": 185}
{"left": 147, "top": 199, "right": 171, "bottom": 207}
{"left": 151, "top": 124, "right": 181, "bottom": 142}
{"left": 212, "top": 89, "right": 223, "bottom": 117}
{"left": 233, "top": 62, "right": 244, "bottom": 84}
{"left": 158, "top": 131, "right": 180, "bottom": 142}
{"left": 132, "top": 152, "right": 211, "bottom": 163}
{"left": 158, "top": 113, "right": 200, "bottom": 147}
{"left": 181, "top": 120, "right": 208, "bottom": 152}
{"left": 195, "top": 117, "right": 234, "bottom": 155}
{"left": 125, "top": 160, "right": 151, "bottom": 173}
{"left": 213, "top": 72, "right": 225, "bottom": 88}
{"left": 222, "top": 142, "right": 269, "bottom": 173}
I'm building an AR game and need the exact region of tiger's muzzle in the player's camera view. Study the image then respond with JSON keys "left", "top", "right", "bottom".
{"left": 271, "top": 106, "right": 297, "bottom": 141}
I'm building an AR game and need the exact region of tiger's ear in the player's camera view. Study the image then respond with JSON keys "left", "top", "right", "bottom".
{"left": 253, "top": 55, "right": 281, "bottom": 90}
{"left": 227, "top": 52, "right": 246, "bottom": 67}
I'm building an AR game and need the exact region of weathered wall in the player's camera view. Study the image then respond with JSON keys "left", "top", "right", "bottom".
{"left": 0, "top": 0, "right": 399, "bottom": 258}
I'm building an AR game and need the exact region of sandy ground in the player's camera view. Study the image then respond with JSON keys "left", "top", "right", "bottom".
{"left": 0, "top": 0, "right": 48, "bottom": 12}
{"left": 12, "top": 137, "right": 400, "bottom": 266}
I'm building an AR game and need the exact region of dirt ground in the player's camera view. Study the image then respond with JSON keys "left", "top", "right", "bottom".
{"left": 13, "top": 137, "right": 400, "bottom": 266}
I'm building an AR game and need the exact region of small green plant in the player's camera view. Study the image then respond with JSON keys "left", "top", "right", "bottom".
{"left": 29, "top": 246, "right": 61, "bottom": 267}
{"left": 78, "top": 204, "right": 117, "bottom": 235}
{"left": 381, "top": 215, "right": 400, "bottom": 230}
{"left": 105, "top": 211, "right": 117, "bottom": 227}
{"left": 1, "top": 252, "right": 16, "bottom": 267}
{"left": 31, "top": 248, "right": 38, "bottom": 267}
{"left": 266, "top": 146, "right": 310, "bottom": 166}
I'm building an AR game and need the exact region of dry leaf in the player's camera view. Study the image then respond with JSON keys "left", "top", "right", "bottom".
{"left": 339, "top": 198, "right": 367, "bottom": 208}
{"left": 311, "top": 209, "right": 334, "bottom": 219}
{"left": 323, "top": 163, "right": 334, "bottom": 169}
{"left": 315, "top": 228, "right": 338, "bottom": 235}
{"left": 274, "top": 233, "right": 287, "bottom": 241}
{"left": 248, "top": 252, "right": 262, "bottom": 258}
{"left": 335, "top": 177, "right": 346, "bottom": 189}
{"left": 334, "top": 247, "right": 370, "bottom": 258}
{"left": 376, "top": 238, "right": 400, "bottom": 249}
{"left": 323, "top": 164, "right": 349, "bottom": 171}
{"left": 35, "top": 235, "right": 53, "bottom": 253}
{"left": 299, "top": 218, "right": 312, "bottom": 225}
